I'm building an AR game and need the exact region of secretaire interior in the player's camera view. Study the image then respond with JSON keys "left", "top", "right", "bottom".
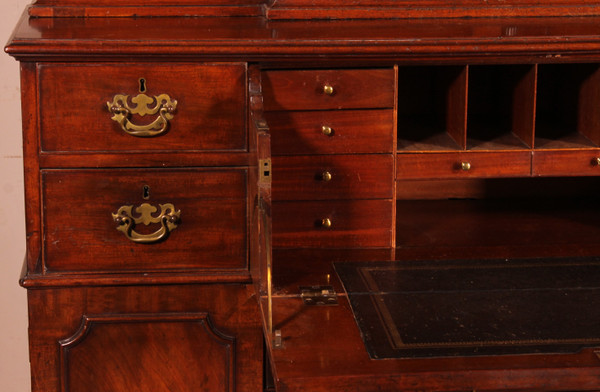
{"left": 6, "top": 1, "right": 600, "bottom": 391}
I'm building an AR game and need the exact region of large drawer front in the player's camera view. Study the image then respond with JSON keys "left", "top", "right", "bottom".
{"left": 272, "top": 155, "right": 394, "bottom": 200}
{"left": 267, "top": 109, "right": 394, "bottom": 155}
{"left": 42, "top": 169, "right": 247, "bottom": 272}
{"left": 272, "top": 200, "right": 394, "bottom": 248}
{"left": 39, "top": 63, "right": 247, "bottom": 152}
{"left": 262, "top": 69, "right": 395, "bottom": 111}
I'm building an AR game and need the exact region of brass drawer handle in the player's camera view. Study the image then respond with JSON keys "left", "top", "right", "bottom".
{"left": 112, "top": 202, "right": 180, "bottom": 244}
{"left": 107, "top": 93, "right": 177, "bottom": 137}
{"left": 320, "top": 171, "right": 333, "bottom": 182}
{"left": 461, "top": 162, "right": 472, "bottom": 171}
{"left": 323, "top": 84, "right": 335, "bottom": 96}
{"left": 320, "top": 218, "right": 332, "bottom": 228}
{"left": 321, "top": 125, "right": 334, "bottom": 136}
{"left": 595, "top": 157, "right": 600, "bottom": 166}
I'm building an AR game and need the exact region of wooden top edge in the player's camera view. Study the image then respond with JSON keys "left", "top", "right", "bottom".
{"left": 8, "top": 12, "right": 600, "bottom": 61}
{"left": 29, "top": 5, "right": 267, "bottom": 18}
{"left": 266, "top": 5, "right": 600, "bottom": 19}
{"left": 25, "top": 1, "right": 600, "bottom": 18}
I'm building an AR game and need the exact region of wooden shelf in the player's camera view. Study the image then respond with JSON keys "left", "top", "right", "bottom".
{"left": 397, "top": 120, "right": 462, "bottom": 151}
{"left": 466, "top": 128, "right": 529, "bottom": 151}
{"left": 534, "top": 130, "right": 597, "bottom": 150}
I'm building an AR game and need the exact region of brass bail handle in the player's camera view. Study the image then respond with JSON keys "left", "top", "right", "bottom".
{"left": 107, "top": 83, "right": 178, "bottom": 137}
{"left": 112, "top": 203, "right": 181, "bottom": 244}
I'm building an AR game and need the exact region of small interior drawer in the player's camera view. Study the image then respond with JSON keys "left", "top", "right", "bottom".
{"left": 38, "top": 63, "right": 247, "bottom": 152}
{"left": 267, "top": 109, "right": 394, "bottom": 155}
{"left": 272, "top": 154, "right": 394, "bottom": 200}
{"left": 397, "top": 151, "right": 532, "bottom": 179}
{"left": 272, "top": 199, "right": 394, "bottom": 248}
{"left": 42, "top": 168, "right": 248, "bottom": 273}
{"left": 262, "top": 68, "right": 395, "bottom": 111}
{"left": 533, "top": 149, "right": 600, "bottom": 176}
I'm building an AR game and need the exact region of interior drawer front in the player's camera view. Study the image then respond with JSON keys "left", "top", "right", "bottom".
{"left": 533, "top": 149, "right": 600, "bottom": 176}
{"left": 397, "top": 151, "right": 531, "bottom": 179}
{"left": 262, "top": 69, "right": 395, "bottom": 111}
{"left": 39, "top": 63, "right": 247, "bottom": 152}
{"left": 267, "top": 109, "right": 394, "bottom": 155}
{"left": 272, "top": 155, "right": 394, "bottom": 200}
{"left": 272, "top": 200, "right": 393, "bottom": 248}
{"left": 42, "top": 169, "right": 247, "bottom": 272}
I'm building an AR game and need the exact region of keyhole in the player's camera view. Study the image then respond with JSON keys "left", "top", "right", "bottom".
{"left": 139, "top": 78, "right": 147, "bottom": 93}
{"left": 143, "top": 185, "right": 150, "bottom": 200}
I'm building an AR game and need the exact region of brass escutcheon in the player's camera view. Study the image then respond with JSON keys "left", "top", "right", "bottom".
{"left": 107, "top": 92, "right": 177, "bottom": 137}
{"left": 112, "top": 202, "right": 180, "bottom": 244}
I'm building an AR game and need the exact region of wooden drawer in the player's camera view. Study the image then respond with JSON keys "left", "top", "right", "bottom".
{"left": 262, "top": 69, "right": 395, "bottom": 111}
{"left": 397, "top": 151, "right": 532, "bottom": 179}
{"left": 38, "top": 63, "right": 247, "bottom": 152}
{"left": 272, "top": 200, "right": 393, "bottom": 248}
{"left": 272, "top": 154, "right": 394, "bottom": 200}
{"left": 267, "top": 109, "right": 394, "bottom": 155}
{"left": 533, "top": 149, "right": 600, "bottom": 176}
{"left": 42, "top": 168, "right": 247, "bottom": 272}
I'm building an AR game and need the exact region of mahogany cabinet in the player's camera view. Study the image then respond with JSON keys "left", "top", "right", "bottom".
{"left": 6, "top": 1, "right": 600, "bottom": 391}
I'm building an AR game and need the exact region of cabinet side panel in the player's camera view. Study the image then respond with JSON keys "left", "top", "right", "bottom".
{"left": 27, "top": 285, "right": 262, "bottom": 392}
{"left": 60, "top": 314, "right": 234, "bottom": 392}
{"left": 21, "top": 62, "right": 41, "bottom": 274}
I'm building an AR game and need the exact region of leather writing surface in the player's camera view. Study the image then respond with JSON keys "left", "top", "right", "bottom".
{"left": 336, "top": 259, "right": 600, "bottom": 358}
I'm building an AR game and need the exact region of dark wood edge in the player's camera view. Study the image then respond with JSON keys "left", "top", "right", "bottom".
{"left": 25, "top": 1, "right": 600, "bottom": 19}
{"left": 266, "top": 4, "right": 600, "bottom": 19}
{"left": 21, "top": 62, "right": 42, "bottom": 274}
{"left": 9, "top": 39, "right": 600, "bottom": 63}
{"left": 29, "top": 5, "right": 266, "bottom": 17}
{"left": 38, "top": 152, "right": 252, "bottom": 168}
{"left": 20, "top": 270, "right": 252, "bottom": 288}
{"left": 249, "top": 65, "right": 271, "bottom": 298}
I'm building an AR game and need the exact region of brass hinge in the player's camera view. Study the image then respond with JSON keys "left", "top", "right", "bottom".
{"left": 300, "top": 285, "right": 338, "bottom": 306}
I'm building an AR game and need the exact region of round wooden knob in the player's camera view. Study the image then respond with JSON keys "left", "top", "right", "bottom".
{"left": 323, "top": 84, "right": 334, "bottom": 95}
